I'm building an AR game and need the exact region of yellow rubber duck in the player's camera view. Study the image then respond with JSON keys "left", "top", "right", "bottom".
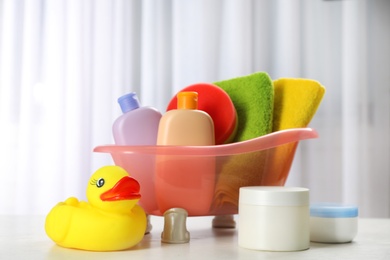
{"left": 45, "top": 165, "right": 147, "bottom": 251}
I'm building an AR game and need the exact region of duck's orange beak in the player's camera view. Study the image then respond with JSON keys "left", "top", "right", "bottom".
{"left": 100, "top": 176, "right": 141, "bottom": 201}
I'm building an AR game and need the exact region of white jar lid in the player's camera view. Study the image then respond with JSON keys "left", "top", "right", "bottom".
{"left": 239, "top": 186, "right": 309, "bottom": 206}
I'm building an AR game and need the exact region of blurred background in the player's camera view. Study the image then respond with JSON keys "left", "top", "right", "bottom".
{"left": 0, "top": 0, "right": 389, "bottom": 217}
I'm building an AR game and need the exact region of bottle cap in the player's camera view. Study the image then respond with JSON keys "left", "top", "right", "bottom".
{"left": 118, "top": 92, "right": 140, "bottom": 113}
{"left": 177, "top": 92, "right": 198, "bottom": 110}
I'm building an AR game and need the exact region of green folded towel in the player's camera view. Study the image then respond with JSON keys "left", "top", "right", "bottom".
{"left": 213, "top": 72, "right": 274, "bottom": 142}
{"left": 211, "top": 72, "right": 274, "bottom": 213}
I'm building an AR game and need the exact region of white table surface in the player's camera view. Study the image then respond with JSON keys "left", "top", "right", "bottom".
{"left": 0, "top": 215, "right": 389, "bottom": 259}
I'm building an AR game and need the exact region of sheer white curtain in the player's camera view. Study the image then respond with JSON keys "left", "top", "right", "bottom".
{"left": 0, "top": 0, "right": 389, "bottom": 217}
{"left": 285, "top": 0, "right": 390, "bottom": 218}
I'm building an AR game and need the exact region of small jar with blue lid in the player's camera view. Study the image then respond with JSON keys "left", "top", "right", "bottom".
{"left": 310, "top": 204, "right": 358, "bottom": 243}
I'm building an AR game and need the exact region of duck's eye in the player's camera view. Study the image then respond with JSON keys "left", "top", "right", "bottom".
{"left": 96, "top": 178, "right": 105, "bottom": 188}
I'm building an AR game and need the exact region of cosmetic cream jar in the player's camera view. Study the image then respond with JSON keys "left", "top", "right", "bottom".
{"left": 238, "top": 187, "right": 310, "bottom": 251}
{"left": 310, "top": 204, "right": 358, "bottom": 243}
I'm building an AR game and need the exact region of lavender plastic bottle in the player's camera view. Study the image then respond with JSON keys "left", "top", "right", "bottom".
{"left": 113, "top": 92, "right": 162, "bottom": 145}
{"left": 112, "top": 92, "right": 162, "bottom": 217}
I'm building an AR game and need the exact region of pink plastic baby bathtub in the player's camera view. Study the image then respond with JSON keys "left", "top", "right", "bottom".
{"left": 94, "top": 128, "right": 318, "bottom": 217}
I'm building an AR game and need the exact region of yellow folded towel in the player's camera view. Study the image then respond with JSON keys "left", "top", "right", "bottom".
{"left": 211, "top": 78, "right": 325, "bottom": 214}
{"left": 272, "top": 78, "right": 326, "bottom": 131}
{"left": 261, "top": 78, "right": 325, "bottom": 185}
